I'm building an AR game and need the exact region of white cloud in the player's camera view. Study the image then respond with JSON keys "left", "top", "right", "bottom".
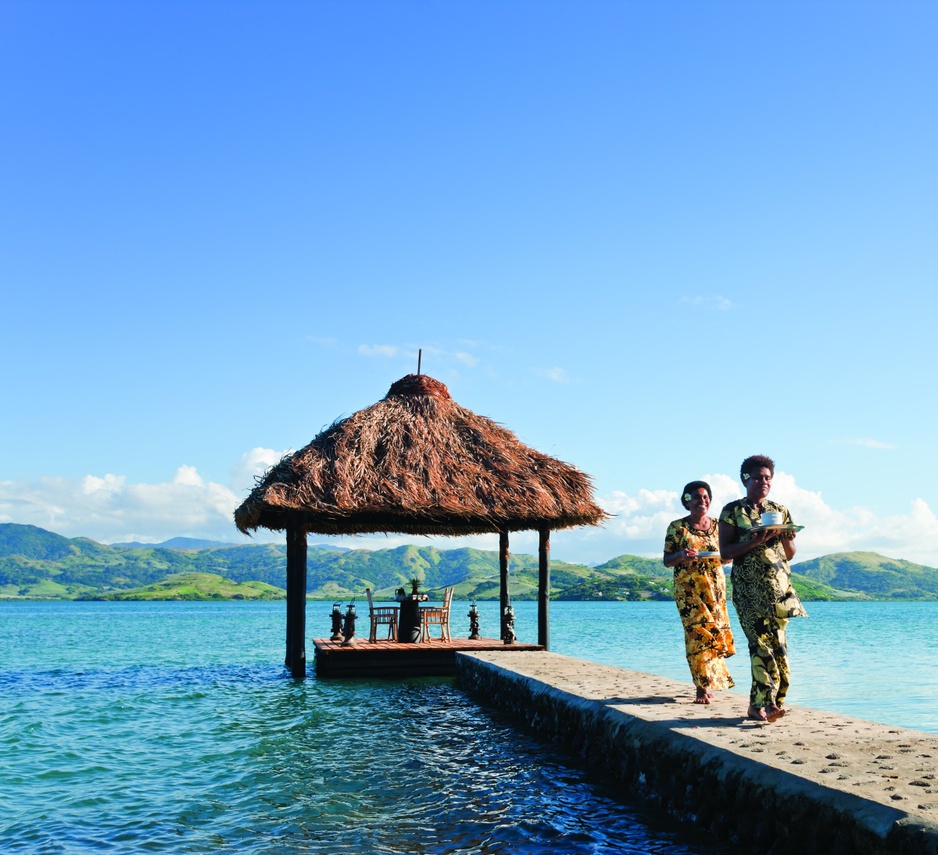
{"left": 453, "top": 351, "right": 478, "bottom": 367}
{"left": 358, "top": 344, "right": 400, "bottom": 358}
{"left": 592, "top": 473, "right": 740, "bottom": 545}
{"left": 307, "top": 336, "right": 339, "bottom": 348}
{"left": 82, "top": 473, "right": 126, "bottom": 495}
{"left": 833, "top": 437, "right": 897, "bottom": 450}
{"left": 356, "top": 342, "right": 499, "bottom": 374}
{"left": 534, "top": 367, "right": 570, "bottom": 384}
{"left": 230, "top": 447, "right": 285, "bottom": 495}
{"left": 172, "top": 465, "right": 204, "bottom": 487}
{"left": 569, "top": 471, "right": 938, "bottom": 568}
{"left": 1, "top": 464, "right": 936, "bottom": 568}
{"left": 770, "top": 472, "right": 938, "bottom": 566}
{"left": 0, "top": 467, "right": 255, "bottom": 546}
{"left": 679, "top": 295, "right": 733, "bottom": 311}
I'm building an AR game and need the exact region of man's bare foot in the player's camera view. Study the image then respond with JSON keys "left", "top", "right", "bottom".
{"left": 766, "top": 705, "right": 786, "bottom": 722}
{"left": 694, "top": 688, "right": 712, "bottom": 705}
{"left": 747, "top": 705, "right": 768, "bottom": 722}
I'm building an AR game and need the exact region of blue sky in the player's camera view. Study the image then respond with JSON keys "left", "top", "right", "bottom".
{"left": 2, "top": 0, "right": 935, "bottom": 566}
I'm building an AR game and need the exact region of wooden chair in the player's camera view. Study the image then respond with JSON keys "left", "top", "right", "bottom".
{"left": 420, "top": 587, "right": 454, "bottom": 642}
{"left": 365, "top": 588, "right": 399, "bottom": 643}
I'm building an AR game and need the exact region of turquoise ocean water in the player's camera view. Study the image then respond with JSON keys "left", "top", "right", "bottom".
{"left": 1, "top": 599, "right": 934, "bottom": 853}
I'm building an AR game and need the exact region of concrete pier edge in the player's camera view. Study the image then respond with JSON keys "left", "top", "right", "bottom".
{"left": 456, "top": 650, "right": 938, "bottom": 855}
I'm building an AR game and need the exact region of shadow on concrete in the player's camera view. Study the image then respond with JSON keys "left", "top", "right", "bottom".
{"left": 599, "top": 696, "right": 751, "bottom": 729}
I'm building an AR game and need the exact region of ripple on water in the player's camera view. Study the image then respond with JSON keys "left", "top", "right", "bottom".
{"left": 0, "top": 663, "right": 734, "bottom": 854}
{"left": 0, "top": 601, "right": 765, "bottom": 854}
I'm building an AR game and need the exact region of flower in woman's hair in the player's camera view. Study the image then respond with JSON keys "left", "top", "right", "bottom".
{"left": 742, "top": 472, "right": 750, "bottom": 481}
{"left": 683, "top": 493, "right": 691, "bottom": 503}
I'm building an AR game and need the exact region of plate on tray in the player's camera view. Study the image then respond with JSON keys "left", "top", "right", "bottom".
{"left": 749, "top": 524, "right": 804, "bottom": 533}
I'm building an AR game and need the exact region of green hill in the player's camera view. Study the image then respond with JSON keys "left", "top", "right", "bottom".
{"left": 791, "top": 551, "right": 938, "bottom": 600}
{"left": 88, "top": 572, "right": 285, "bottom": 601}
{"left": 1, "top": 523, "right": 935, "bottom": 602}
{"left": 592, "top": 555, "right": 665, "bottom": 575}
{"left": 558, "top": 555, "right": 675, "bottom": 601}
{"left": 0, "top": 524, "right": 606, "bottom": 601}
{"left": 0, "top": 524, "right": 196, "bottom": 597}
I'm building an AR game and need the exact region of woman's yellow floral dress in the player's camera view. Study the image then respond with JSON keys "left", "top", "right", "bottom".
{"left": 664, "top": 517, "right": 735, "bottom": 692}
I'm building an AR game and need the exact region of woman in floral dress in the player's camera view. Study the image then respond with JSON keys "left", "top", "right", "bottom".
{"left": 663, "top": 480, "right": 735, "bottom": 704}
{"left": 718, "top": 454, "right": 806, "bottom": 723}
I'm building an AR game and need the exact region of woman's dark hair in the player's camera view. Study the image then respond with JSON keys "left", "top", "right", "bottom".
{"left": 681, "top": 480, "right": 712, "bottom": 509}
{"left": 740, "top": 454, "right": 775, "bottom": 483}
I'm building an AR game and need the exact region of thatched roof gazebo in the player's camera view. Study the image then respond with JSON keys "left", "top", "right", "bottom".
{"left": 235, "top": 372, "right": 607, "bottom": 677}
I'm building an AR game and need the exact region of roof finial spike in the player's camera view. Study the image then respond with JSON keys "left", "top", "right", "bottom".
{"left": 417, "top": 348, "right": 422, "bottom": 376}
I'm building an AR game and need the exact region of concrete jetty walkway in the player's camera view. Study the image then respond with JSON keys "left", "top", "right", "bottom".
{"left": 457, "top": 650, "right": 938, "bottom": 855}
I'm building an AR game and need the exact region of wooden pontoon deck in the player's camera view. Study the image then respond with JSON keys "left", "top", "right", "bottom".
{"left": 312, "top": 636, "right": 543, "bottom": 678}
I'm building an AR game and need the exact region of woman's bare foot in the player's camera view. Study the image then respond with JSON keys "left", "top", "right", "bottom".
{"left": 694, "top": 687, "right": 712, "bottom": 705}
{"left": 766, "top": 705, "right": 786, "bottom": 722}
{"left": 747, "top": 705, "right": 768, "bottom": 722}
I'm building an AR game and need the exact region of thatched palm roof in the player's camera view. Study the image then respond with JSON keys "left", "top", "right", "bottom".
{"left": 234, "top": 373, "right": 607, "bottom": 537}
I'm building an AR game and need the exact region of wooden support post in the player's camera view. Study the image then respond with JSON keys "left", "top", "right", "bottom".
{"left": 286, "top": 522, "right": 308, "bottom": 679}
{"left": 538, "top": 527, "right": 550, "bottom": 650}
{"left": 499, "top": 530, "right": 509, "bottom": 641}
{"left": 284, "top": 546, "right": 293, "bottom": 667}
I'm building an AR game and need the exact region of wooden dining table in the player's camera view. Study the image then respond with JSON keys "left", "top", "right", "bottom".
{"left": 394, "top": 592, "right": 429, "bottom": 643}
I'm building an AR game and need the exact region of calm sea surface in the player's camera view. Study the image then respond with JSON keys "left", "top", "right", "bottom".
{"left": 1, "top": 599, "right": 934, "bottom": 853}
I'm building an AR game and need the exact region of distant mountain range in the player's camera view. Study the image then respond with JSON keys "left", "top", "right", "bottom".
{"left": 1, "top": 523, "right": 936, "bottom": 602}
{"left": 112, "top": 537, "right": 239, "bottom": 550}
{"left": 112, "top": 536, "right": 350, "bottom": 552}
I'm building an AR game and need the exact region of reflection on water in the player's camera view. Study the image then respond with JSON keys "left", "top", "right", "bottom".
{"left": 0, "top": 603, "right": 738, "bottom": 854}
{"left": 2, "top": 599, "right": 935, "bottom": 853}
